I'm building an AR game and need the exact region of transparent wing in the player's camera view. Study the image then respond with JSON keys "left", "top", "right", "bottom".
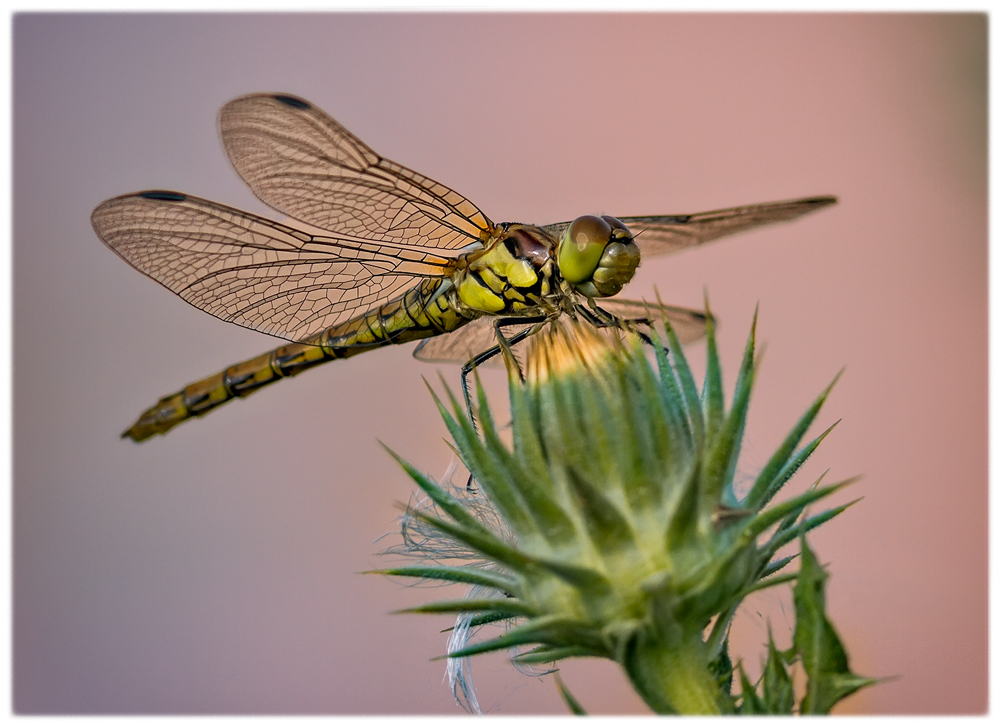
{"left": 219, "top": 93, "right": 494, "bottom": 250}
{"left": 593, "top": 298, "right": 709, "bottom": 346}
{"left": 411, "top": 299, "right": 709, "bottom": 367}
{"left": 92, "top": 191, "right": 453, "bottom": 342}
{"left": 542, "top": 196, "right": 837, "bottom": 258}
{"left": 413, "top": 315, "right": 526, "bottom": 368}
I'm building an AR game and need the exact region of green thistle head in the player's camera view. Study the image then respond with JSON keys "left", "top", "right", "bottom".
{"left": 376, "top": 307, "right": 873, "bottom": 714}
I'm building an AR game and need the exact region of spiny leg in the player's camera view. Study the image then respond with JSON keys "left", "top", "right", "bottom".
{"left": 460, "top": 315, "right": 548, "bottom": 491}
{"left": 460, "top": 315, "right": 549, "bottom": 430}
{"left": 581, "top": 302, "right": 655, "bottom": 347}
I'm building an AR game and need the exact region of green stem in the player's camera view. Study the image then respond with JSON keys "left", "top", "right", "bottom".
{"left": 624, "top": 631, "right": 729, "bottom": 715}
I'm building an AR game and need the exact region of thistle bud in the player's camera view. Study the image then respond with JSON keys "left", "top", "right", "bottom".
{"left": 377, "top": 306, "right": 870, "bottom": 714}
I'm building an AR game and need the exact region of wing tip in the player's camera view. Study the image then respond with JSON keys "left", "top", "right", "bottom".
{"left": 271, "top": 94, "right": 312, "bottom": 110}
{"left": 222, "top": 92, "right": 313, "bottom": 111}
{"left": 801, "top": 195, "right": 838, "bottom": 209}
{"left": 218, "top": 92, "right": 313, "bottom": 130}
{"left": 138, "top": 190, "right": 188, "bottom": 202}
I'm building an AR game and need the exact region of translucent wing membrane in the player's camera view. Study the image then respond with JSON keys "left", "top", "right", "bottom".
{"left": 542, "top": 196, "right": 837, "bottom": 259}
{"left": 413, "top": 315, "right": 532, "bottom": 366}
{"left": 594, "top": 298, "right": 709, "bottom": 345}
{"left": 412, "top": 299, "right": 708, "bottom": 367}
{"left": 219, "top": 93, "right": 494, "bottom": 250}
{"left": 91, "top": 191, "right": 453, "bottom": 342}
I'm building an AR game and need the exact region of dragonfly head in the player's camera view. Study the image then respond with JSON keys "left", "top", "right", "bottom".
{"left": 557, "top": 215, "right": 640, "bottom": 298}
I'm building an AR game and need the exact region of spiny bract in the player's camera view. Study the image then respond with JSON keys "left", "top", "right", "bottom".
{"left": 377, "top": 306, "right": 866, "bottom": 714}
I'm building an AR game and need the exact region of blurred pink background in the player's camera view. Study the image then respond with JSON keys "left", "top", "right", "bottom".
{"left": 13, "top": 13, "right": 986, "bottom": 714}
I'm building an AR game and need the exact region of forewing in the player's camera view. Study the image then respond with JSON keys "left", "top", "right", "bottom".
{"left": 219, "top": 93, "right": 493, "bottom": 250}
{"left": 92, "top": 191, "right": 452, "bottom": 342}
{"left": 542, "top": 196, "right": 837, "bottom": 258}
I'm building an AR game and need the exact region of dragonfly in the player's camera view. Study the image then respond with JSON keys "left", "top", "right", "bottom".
{"left": 91, "top": 93, "right": 837, "bottom": 442}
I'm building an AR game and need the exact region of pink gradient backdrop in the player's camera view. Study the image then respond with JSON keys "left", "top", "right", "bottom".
{"left": 13, "top": 13, "right": 986, "bottom": 714}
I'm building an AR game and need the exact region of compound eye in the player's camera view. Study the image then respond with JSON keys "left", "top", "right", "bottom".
{"left": 559, "top": 215, "right": 613, "bottom": 285}
{"left": 601, "top": 215, "right": 630, "bottom": 234}
{"left": 568, "top": 215, "right": 613, "bottom": 246}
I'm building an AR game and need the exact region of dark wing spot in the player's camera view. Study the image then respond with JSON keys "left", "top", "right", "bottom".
{"left": 802, "top": 196, "right": 839, "bottom": 208}
{"left": 273, "top": 94, "right": 311, "bottom": 109}
{"left": 139, "top": 191, "right": 187, "bottom": 201}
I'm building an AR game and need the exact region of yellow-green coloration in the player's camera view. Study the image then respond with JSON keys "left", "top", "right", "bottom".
{"left": 558, "top": 215, "right": 642, "bottom": 298}
{"left": 455, "top": 227, "right": 554, "bottom": 315}
{"left": 557, "top": 215, "right": 613, "bottom": 285}
{"left": 479, "top": 241, "right": 539, "bottom": 291}
{"left": 457, "top": 276, "right": 504, "bottom": 313}
{"left": 378, "top": 310, "right": 876, "bottom": 715}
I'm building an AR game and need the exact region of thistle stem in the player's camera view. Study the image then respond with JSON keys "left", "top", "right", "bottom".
{"left": 625, "top": 633, "right": 728, "bottom": 715}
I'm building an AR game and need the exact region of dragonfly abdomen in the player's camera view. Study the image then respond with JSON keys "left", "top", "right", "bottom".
{"left": 122, "top": 279, "right": 473, "bottom": 441}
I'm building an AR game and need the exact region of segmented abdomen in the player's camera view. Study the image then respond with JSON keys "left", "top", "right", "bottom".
{"left": 123, "top": 279, "right": 470, "bottom": 441}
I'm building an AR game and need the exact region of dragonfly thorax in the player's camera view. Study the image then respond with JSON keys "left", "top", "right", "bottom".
{"left": 557, "top": 215, "right": 640, "bottom": 298}
{"left": 453, "top": 224, "right": 561, "bottom": 316}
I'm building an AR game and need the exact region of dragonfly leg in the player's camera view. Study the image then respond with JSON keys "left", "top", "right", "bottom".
{"left": 459, "top": 315, "right": 549, "bottom": 431}
{"left": 460, "top": 344, "right": 501, "bottom": 432}
{"left": 460, "top": 315, "right": 548, "bottom": 492}
{"left": 581, "top": 302, "right": 655, "bottom": 347}
{"left": 459, "top": 344, "right": 499, "bottom": 494}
